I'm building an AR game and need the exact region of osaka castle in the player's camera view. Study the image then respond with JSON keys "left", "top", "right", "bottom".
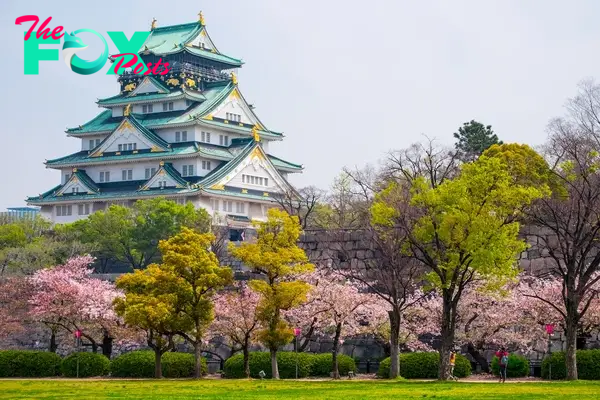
{"left": 27, "top": 14, "right": 303, "bottom": 230}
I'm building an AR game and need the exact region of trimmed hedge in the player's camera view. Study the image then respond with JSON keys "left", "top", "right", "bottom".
{"left": 542, "top": 349, "right": 600, "bottom": 380}
{"left": 310, "top": 354, "right": 356, "bottom": 377}
{"left": 377, "top": 352, "right": 472, "bottom": 379}
{"left": 61, "top": 352, "right": 110, "bottom": 377}
{"left": 110, "top": 350, "right": 207, "bottom": 378}
{"left": 224, "top": 352, "right": 313, "bottom": 379}
{"left": 0, "top": 350, "right": 62, "bottom": 377}
{"left": 491, "top": 354, "right": 529, "bottom": 378}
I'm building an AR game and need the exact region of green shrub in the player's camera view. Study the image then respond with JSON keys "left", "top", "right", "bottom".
{"left": 162, "top": 352, "right": 207, "bottom": 378}
{"left": 542, "top": 349, "right": 600, "bottom": 380}
{"left": 223, "top": 352, "right": 313, "bottom": 378}
{"left": 310, "top": 353, "right": 356, "bottom": 377}
{"left": 61, "top": 352, "right": 110, "bottom": 377}
{"left": 377, "top": 352, "right": 472, "bottom": 379}
{"left": 0, "top": 350, "right": 62, "bottom": 377}
{"left": 110, "top": 351, "right": 207, "bottom": 378}
{"left": 491, "top": 354, "right": 529, "bottom": 378}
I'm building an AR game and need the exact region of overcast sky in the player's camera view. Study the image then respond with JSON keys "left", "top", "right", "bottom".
{"left": 1, "top": 0, "right": 599, "bottom": 210}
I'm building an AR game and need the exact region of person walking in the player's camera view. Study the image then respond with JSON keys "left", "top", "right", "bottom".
{"left": 496, "top": 347, "right": 509, "bottom": 383}
{"left": 449, "top": 351, "right": 457, "bottom": 381}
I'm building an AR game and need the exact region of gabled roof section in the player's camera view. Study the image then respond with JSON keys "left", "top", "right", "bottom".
{"left": 140, "top": 162, "right": 189, "bottom": 191}
{"left": 89, "top": 115, "right": 170, "bottom": 157}
{"left": 141, "top": 21, "right": 243, "bottom": 68}
{"left": 198, "top": 140, "right": 296, "bottom": 193}
{"left": 128, "top": 76, "right": 171, "bottom": 96}
{"left": 55, "top": 169, "right": 99, "bottom": 196}
{"left": 201, "top": 85, "right": 268, "bottom": 130}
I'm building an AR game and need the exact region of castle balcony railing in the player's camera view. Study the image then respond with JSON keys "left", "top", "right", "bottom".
{"left": 117, "top": 62, "right": 231, "bottom": 83}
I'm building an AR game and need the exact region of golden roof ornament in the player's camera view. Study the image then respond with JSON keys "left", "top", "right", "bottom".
{"left": 72, "top": 168, "right": 78, "bottom": 173}
{"left": 252, "top": 125, "right": 260, "bottom": 142}
{"left": 124, "top": 104, "right": 132, "bottom": 116}
{"left": 151, "top": 18, "right": 157, "bottom": 30}
{"left": 198, "top": 11, "right": 205, "bottom": 26}
{"left": 231, "top": 72, "right": 238, "bottom": 85}
{"left": 159, "top": 161, "right": 164, "bottom": 166}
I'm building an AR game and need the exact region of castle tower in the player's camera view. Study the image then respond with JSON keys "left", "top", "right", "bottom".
{"left": 27, "top": 15, "right": 303, "bottom": 229}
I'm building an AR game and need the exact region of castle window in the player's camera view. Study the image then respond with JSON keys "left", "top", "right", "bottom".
{"left": 56, "top": 205, "right": 72, "bottom": 217}
{"left": 201, "top": 131, "right": 211, "bottom": 143}
{"left": 182, "top": 131, "right": 188, "bottom": 141}
{"left": 100, "top": 171, "right": 110, "bottom": 182}
{"left": 72, "top": 187, "right": 79, "bottom": 194}
{"left": 89, "top": 140, "right": 95, "bottom": 149}
{"left": 158, "top": 180, "right": 167, "bottom": 188}
{"left": 242, "top": 174, "right": 268, "bottom": 187}
{"left": 142, "top": 104, "right": 153, "bottom": 113}
{"left": 78, "top": 204, "right": 90, "bottom": 216}
{"left": 235, "top": 202, "right": 246, "bottom": 214}
{"left": 163, "top": 102, "right": 174, "bottom": 111}
{"left": 145, "top": 168, "right": 156, "bottom": 179}
{"left": 64, "top": 174, "right": 71, "bottom": 183}
{"left": 219, "top": 135, "right": 229, "bottom": 146}
{"left": 182, "top": 165, "right": 194, "bottom": 177}
{"left": 222, "top": 200, "right": 233, "bottom": 212}
{"left": 95, "top": 139, "right": 101, "bottom": 147}
{"left": 202, "top": 161, "right": 212, "bottom": 170}
{"left": 122, "top": 169, "right": 133, "bottom": 181}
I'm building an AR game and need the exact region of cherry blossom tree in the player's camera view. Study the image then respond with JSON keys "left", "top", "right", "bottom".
{"left": 211, "top": 283, "right": 261, "bottom": 378}
{"left": 28, "top": 256, "right": 127, "bottom": 357}
{"left": 0, "top": 276, "right": 32, "bottom": 341}
{"left": 285, "top": 269, "right": 376, "bottom": 378}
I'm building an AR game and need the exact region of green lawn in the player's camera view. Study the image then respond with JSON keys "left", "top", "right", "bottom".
{"left": 0, "top": 380, "right": 599, "bottom": 399}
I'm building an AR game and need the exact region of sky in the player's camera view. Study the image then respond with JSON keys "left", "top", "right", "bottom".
{"left": 1, "top": 0, "right": 600, "bottom": 209}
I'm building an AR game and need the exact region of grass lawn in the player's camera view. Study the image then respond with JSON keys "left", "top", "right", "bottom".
{"left": 0, "top": 379, "right": 599, "bottom": 399}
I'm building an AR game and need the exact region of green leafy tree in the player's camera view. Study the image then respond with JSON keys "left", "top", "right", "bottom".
{"left": 70, "top": 198, "right": 211, "bottom": 270}
{"left": 372, "top": 145, "right": 549, "bottom": 380}
{"left": 453, "top": 120, "right": 502, "bottom": 162}
{"left": 229, "top": 209, "right": 314, "bottom": 379}
{"left": 114, "top": 264, "right": 190, "bottom": 378}
{"left": 159, "top": 228, "right": 233, "bottom": 378}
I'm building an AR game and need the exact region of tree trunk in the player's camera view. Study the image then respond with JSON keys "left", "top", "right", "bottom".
{"left": 332, "top": 322, "right": 342, "bottom": 379}
{"left": 193, "top": 343, "right": 203, "bottom": 379}
{"left": 438, "top": 291, "right": 456, "bottom": 381}
{"left": 270, "top": 349, "right": 279, "bottom": 379}
{"left": 49, "top": 330, "right": 57, "bottom": 353}
{"left": 388, "top": 308, "right": 401, "bottom": 379}
{"left": 243, "top": 338, "right": 250, "bottom": 378}
{"left": 565, "top": 313, "right": 578, "bottom": 380}
{"left": 154, "top": 348, "right": 163, "bottom": 379}
{"left": 102, "top": 333, "right": 113, "bottom": 359}
{"left": 467, "top": 342, "right": 489, "bottom": 373}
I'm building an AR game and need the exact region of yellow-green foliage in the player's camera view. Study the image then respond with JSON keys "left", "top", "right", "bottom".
{"left": 371, "top": 150, "right": 549, "bottom": 292}
{"left": 115, "top": 229, "right": 232, "bottom": 341}
{"left": 229, "top": 209, "right": 314, "bottom": 350}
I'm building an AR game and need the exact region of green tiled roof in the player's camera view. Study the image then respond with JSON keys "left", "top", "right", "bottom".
{"left": 71, "top": 169, "right": 100, "bottom": 192}
{"left": 141, "top": 22, "right": 243, "bottom": 68}
{"left": 127, "top": 115, "right": 170, "bottom": 150}
{"left": 97, "top": 89, "right": 206, "bottom": 106}
{"left": 27, "top": 187, "right": 199, "bottom": 204}
{"left": 46, "top": 140, "right": 302, "bottom": 172}
{"left": 67, "top": 82, "right": 233, "bottom": 135}
{"left": 268, "top": 154, "right": 303, "bottom": 171}
{"left": 162, "top": 162, "right": 189, "bottom": 187}
{"left": 202, "top": 187, "right": 277, "bottom": 202}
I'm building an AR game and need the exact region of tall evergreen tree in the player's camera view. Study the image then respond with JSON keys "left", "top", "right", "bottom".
{"left": 453, "top": 120, "right": 502, "bottom": 162}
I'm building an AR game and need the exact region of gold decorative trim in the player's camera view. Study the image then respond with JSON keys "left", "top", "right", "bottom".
{"left": 203, "top": 114, "right": 213, "bottom": 120}
{"left": 115, "top": 152, "right": 121, "bottom": 155}
{"left": 151, "top": 146, "right": 161, "bottom": 152}
{"left": 241, "top": 189, "right": 248, "bottom": 194}
{"left": 210, "top": 184, "right": 225, "bottom": 190}
{"left": 263, "top": 192, "right": 269, "bottom": 197}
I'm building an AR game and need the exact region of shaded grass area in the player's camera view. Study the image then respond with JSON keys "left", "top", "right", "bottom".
{"left": 0, "top": 379, "right": 599, "bottom": 399}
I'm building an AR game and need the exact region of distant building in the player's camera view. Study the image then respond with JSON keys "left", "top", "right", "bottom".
{"left": 0, "top": 207, "right": 40, "bottom": 222}
{"left": 27, "top": 14, "right": 303, "bottom": 230}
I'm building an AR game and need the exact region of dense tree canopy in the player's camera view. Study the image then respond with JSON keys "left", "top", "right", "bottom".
{"left": 453, "top": 120, "right": 502, "bottom": 162}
